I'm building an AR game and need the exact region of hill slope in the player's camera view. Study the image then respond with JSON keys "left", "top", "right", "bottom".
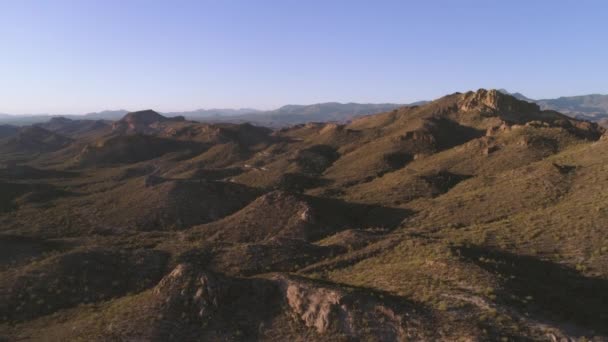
{"left": 1, "top": 89, "right": 607, "bottom": 341}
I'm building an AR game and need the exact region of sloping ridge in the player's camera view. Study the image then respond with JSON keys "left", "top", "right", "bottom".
{"left": 193, "top": 190, "right": 411, "bottom": 243}
{"left": 111, "top": 109, "right": 185, "bottom": 134}
{"left": 77, "top": 134, "right": 207, "bottom": 166}
{"left": 37, "top": 117, "right": 110, "bottom": 138}
{"left": 0, "top": 126, "right": 73, "bottom": 153}
{"left": 94, "top": 177, "right": 262, "bottom": 231}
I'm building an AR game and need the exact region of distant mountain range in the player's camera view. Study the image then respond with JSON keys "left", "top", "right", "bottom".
{"left": 166, "top": 108, "right": 262, "bottom": 118}
{"left": 498, "top": 90, "right": 608, "bottom": 126}
{"left": 196, "top": 102, "right": 412, "bottom": 127}
{"left": 0, "top": 103, "right": 407, "bottom": 127}
{"left": 0, "top": 110, "right": 130, "bottom": 126}
{"left": 2, "top": 93, "right": 607, "bottom": 127}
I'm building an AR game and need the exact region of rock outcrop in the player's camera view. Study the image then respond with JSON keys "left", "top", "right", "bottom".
{"left": 459, "top": 89, "right": 540, "bottom": 114}
{"left": 150, "top": 264, "right": 429, "bottom": 340}
{"left": 273, "top": 274, "right": 428, "bottom": 340}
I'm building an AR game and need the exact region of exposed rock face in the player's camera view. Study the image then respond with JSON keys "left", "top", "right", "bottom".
{"left": 143, "top": 263, "right": 281, "bottom": 340}
{"left": 400, "top": 129, "right": 436, "bottom": 144}
{"left": 283, "top": 278, "right": 344, "bottom": 333}
{"left": 151, "top": 264, "right": 427, "bottom": 340}
{"left": 485, "top": 121, "right": 512, "bottom": 136}
{"left": 563, "top": 121, "right": 599, "bottom": 138}
{"left": 273, "top": 274, "right": 427, "bottom": 340}
{"left": 37, "top": 117, "right": 110, "bottom": 137}
{"left": 459, "top": 89, "right": 540, "bottom": 114}
{"left": 153, "top": 264, "right": 226, "bottom": 321}
{"left": 455, "top": 89, "right": 606, "bottom": 141}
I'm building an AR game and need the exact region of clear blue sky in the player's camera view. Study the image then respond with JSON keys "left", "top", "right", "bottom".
{"left": 1, "top": 0, "right": 607, "bottom": 114}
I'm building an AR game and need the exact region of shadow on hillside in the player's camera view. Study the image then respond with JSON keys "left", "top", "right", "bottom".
{"left": 0, "top": 182, "right": 77, "bottom": 213}
{"left": 456, "top": 245, "right": 608, "bottom": 335}
{"left": 429, "top": 117, "right": 486, "bottom": 150}
{"left": 306, "top": 195, "right": 414, "bottom": 230}
{"left": 0, "top": 165, "right": 79, "bottom": 180}
{"left": 0, "top": 234, "right": 70, "bottom": 270}
{"left": 277, "top": 172, "right": 334, "bottom": 192}
{"left": 190, "top": 167, "right": 245, "bottom": 180}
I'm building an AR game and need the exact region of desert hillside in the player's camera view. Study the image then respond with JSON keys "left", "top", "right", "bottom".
{"left": 1, "top": 89, "right": 607, "bottom": 341}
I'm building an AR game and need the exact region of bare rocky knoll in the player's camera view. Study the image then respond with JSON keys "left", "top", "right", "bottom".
{"left": 1, "top": 89, "right": 607, "bottom": 341}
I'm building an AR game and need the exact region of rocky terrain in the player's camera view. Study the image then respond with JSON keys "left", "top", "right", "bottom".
{"left": 1, "top": 89, "right": 607, "bottom": 341}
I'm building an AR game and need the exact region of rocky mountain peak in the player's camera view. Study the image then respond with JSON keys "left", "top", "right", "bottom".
{"left": 458, "top": 88, "right": 540, "bottom": 114}
{"left": 112, "top": 110, "right": 185, "bottom": 134}
{"left": 119, "top": 110, "right": 168, "bottom": 125}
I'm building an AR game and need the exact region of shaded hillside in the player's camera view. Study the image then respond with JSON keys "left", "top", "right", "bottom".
{"left": 0, "top": 125, "right": 18, "bottom": 139}
{"left": 36, "top": 117, "right": 111, "bottom": 138}
{"left": 190, "top": 190, "right": 410, "bottom": 243}
{"left": 0, "top": 126, "right": 73, "bottom": 157}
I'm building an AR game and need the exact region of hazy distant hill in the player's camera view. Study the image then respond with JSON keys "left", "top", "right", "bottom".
{"left": 0, "top": 110, "right": 128, "bottom": 126}
{"left": 497, "top": 89, "right": 534, "bottom": 102}
{"left": 166, "top": 108, "right": 261, "bottom": 119}
{"left": 161, "top": 103, "right": 410, "bottom": 127}
{"left": 82, "top": 110, "right": 129, "bottom": 120}
{"left": 4, "top": 94, "right": 607, "bottom": 128}
{"left": 536, "top": 94, "right": 608, "bottom": 119}
{"left": 0, "top": 104, "right": 408, "bottom": 127}
{"left": 0, "top": 114, "right": 59, "bottom": 126}
{"left": 499, "top": 89, "right": 608, "bottom": 125}
{"left": 199, "top": 102, "right": 410, "bottom": 127}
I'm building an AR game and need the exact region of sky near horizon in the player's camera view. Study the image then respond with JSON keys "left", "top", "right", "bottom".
{"left": 1, "top": 0, "right": 607, "bottom": 114}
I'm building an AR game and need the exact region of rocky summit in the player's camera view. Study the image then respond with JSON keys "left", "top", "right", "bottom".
{"left": 1, "top": 89, "right": 607, "bottom": 341}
